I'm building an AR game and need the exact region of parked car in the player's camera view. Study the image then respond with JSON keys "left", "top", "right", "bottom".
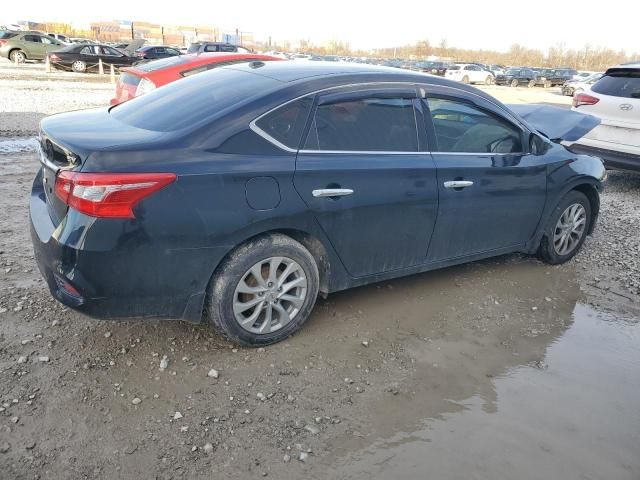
{"left": 187, "top": 42, "right": 251, "bottom": 54}
{"left": 135, "top": 45, "right": 182, "bottom": 61}
{"left": 111, "top": 53, "right": 281, "bottom": 105}
{"left": 0, "top": 31, "right": 65, "bottom": 62}
{"left": 30, "top": 62, "right": 605, "bottom": 346}
{"left": 568, "top": 63, "right": 640, "bottom": 171}
{"left": 416, "top": 61, "right": 448, "bottom": 76}
{"left": 495, "top": 67, "right": 537, "bottom": 87}
{"left": 488, "top": 64, "right": 506, "bottom": 76}
{"left": 535, "top": 68, "right": 579, "bottom": 87}
{"left": 561, "top": 72, "right": 603, "bottom": 96}
{"left": 444, "top": 63, "right": 494, "bottom": 84}
{"left": 47, "top": 33, "right": 70, "bottom": 43}
{"left": 48, "top": 44, "right": 138, "bottom": 72}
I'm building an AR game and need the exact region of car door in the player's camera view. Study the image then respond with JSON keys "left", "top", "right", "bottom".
{"left": 99, "top": 46, "right": 126, "bottom": 67}
{"left": 291, "top": 86, "right": 439, "bottom": 278}
{"left": 23, "top": 35, "right": 46, "bottom": 59}
{"left": 422, "top": 89, "right": 547, "bottom": 261}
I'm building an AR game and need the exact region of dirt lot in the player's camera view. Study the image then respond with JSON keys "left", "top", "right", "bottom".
{"left": 1, "top": 59, "right": 639, "bottom": 480}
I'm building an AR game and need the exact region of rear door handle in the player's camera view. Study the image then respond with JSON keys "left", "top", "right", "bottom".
{"left": 443, "top": 181, "right": 474, "bottom": 189}
{"left": 312, "top": 188, "right": 354, "bottom": 198}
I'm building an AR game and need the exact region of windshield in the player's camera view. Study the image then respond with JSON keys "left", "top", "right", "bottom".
{"left": 110, "top": 67, "right": 281, "bottom": 132}
{"left": 187, "top": 44, "right": 200, "bottom": 54}
{"left": 0, "top": 31, "right": 18, "bottom": 39}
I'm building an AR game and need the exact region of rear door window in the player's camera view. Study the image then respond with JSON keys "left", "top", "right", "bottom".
{"left": 254, "top": 97, "right": 314, "bottom": 150}
{"left": 303, "top": 97, "right": 418, "bottom": 152}
{"left": 591, "top": 73, "right": 640, "bottom": 99}
{"left": 203, "top": 44, "right": 219, "bottom": 52}
{"left": 24, "top": 35, "right": 41, "bottom": 43}
{"left": 427, "top": 97, "right": 523, "bottom": 154}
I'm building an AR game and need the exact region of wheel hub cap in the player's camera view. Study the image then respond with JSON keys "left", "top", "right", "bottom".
{"left": 553, "top": 203, "right": 586, "bottom": 256}
{"left": 233, "top": 256, "right": 307, "bottom": 335}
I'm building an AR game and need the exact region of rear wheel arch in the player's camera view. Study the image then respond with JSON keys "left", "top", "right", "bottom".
{"left": 9, "top": 48, "right": 26, "bottom": 61}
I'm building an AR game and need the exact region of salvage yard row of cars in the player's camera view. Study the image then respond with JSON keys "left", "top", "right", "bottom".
{"left": 2, "top": 28, "right": 600, "bottom": 93}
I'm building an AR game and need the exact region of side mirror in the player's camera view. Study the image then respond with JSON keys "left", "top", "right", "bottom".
{"left": 530, "top": 133, "right": 550, "bottom": 155}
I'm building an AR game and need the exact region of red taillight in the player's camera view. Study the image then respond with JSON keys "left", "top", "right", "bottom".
{"left": 0, "top": 40, "right": 6, "bottom": 47}
{"left": 136, "top": 52, "right": 145, "bottom": 57}
{"left": 54, "top": 171, "right": 176, "bottom": 219}
{"left": 573, "top": 93, "right": 600, "bottom": 108}
{"left": 49, "top": 54, "right": 60, "bottom": 61}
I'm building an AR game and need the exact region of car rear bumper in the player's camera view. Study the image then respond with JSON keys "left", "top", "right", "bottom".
{"left": 29, "top": 170, "right": 213, "bottom": 322}
{"left": 567, "top": 143, "right": 640, "bottom": 172}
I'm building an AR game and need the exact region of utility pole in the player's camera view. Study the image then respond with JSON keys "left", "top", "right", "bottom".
{"left": 131, "top": 22, "right": 134, "bottom": 40}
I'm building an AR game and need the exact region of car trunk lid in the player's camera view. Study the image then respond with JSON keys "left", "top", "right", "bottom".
{"left": 38, "top": 107, "right": 165, "bottom": 224}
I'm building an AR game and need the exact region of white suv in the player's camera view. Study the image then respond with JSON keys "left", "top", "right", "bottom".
{"left": 569, "top": 63, "right": 640, "bottom": 172}
{"left": 445, "top": 64, "right": 494, "bottom": 85}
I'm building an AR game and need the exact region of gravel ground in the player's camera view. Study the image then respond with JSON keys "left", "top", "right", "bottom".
{"left": 0, "top": 59, "right": 638, "bottom": 480}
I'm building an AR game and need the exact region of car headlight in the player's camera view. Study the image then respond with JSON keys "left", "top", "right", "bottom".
{"left": 135, "top": 78, "right": 156, "bottom": 97}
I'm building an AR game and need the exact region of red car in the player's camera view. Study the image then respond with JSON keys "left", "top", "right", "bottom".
{"left": 110, "top": 53, "right": 281, "bottom": 105}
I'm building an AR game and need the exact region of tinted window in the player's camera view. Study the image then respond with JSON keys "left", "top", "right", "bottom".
{"left": 187, "top": 44, "right": 200, "bottom": 53}
{"left": 80, "top": 46, "right": 98, "bottom": 55}
{"left": 24, "top": 35, "right": 41, "bottom": 43}
{"left": 255, "top": 97, "right": 313, "bottom": 150}
{"left": 447, "top": 65, "right": 461, "bottom": 71}
{"left": 110, "top": 68, "right": 281, "bottom": 132}
{"left": 41, "top": 36, "right": 55, "bottom": 45}
{"left": 304, "top": 97, "right": 418, "bottom": 152}
{"left": 0, "top": 32, "right": 18, "bottom": 39}
{"left": 204, "top": 44, "right": 219, "bottom": 52}
{"left": 220, "top": 45, "right": 236, "bottom": 52}
{"left": 427, "top": 97, "right": 522, "bottom": 154}
{"left": 591, "top": 72, "right": 640, "bottom": 99}
{"left": 102, "top": 46, "right": 122, "bottom": 56}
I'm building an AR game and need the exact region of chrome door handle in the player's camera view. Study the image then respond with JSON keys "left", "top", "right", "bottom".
{"left": 444, "top": 180, "right": 474, "bottom": 189}
{"left": 312, "top": 188, "right": 354, "bottom": 198}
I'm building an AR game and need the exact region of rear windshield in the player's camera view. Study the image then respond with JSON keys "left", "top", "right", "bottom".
{"left": 447, "top": 66, "right": 460, "bottom": 71}
{"left": 0, "top": 31, "right": 18, "bottom": 39}
{"left": 110, "top": 67, "right": 281, "bottom": 132}
{"left": 135, "top": 55, "right": 191, "bottom": 72}
{"left": 187, "top": 44, "right": 200, "bottom": 54}
{"left": 591, "top": 72, "right": 640, "bottom": 98}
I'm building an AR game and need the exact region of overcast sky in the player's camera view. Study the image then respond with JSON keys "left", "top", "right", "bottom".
{"left": 2, "top": 0, "right": 638, "bottom": 53}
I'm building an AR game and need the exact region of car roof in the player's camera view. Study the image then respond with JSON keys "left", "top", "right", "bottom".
{"left": 123, "top": 53, "right": 280, "bottom": 76}
{"left": 221, "top": 61, "right": 503, "bottom": 102}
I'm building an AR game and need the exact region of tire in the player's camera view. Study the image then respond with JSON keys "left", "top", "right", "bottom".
{"left": 207, "top": 234, "right": 320, "bottom": 346}
{"left": 9, "top": 49, "right": 26, "bottom": 63}
{"left": 485, "top": 76, "right": 493, "bottom": 85}
{"left": 72, "top": 60, "right": 87, "bottom": 73}
{"left": 528, "top": 79, "right": 536, "bottom": 88}
{"left": 538, "top": 190, "right": 592, "bottom": 265}
{"left": 511, "top": 79, "right": 519, "bottom": 88}
{"left": 462, "top": 75, "right": 469, "bottom": 84}
{"left": 544, "top": 80, "right": 552, "bottom": 88}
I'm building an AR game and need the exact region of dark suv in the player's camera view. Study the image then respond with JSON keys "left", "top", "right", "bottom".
{"left": 495, "top": 68, "right": 537, "bottom": 87}
{"left": 186, "top": 42, "right": 251, "bottom": 54}
{"left": 535, "top": 68, "right": 578, "bottom": 87}
{"left": 135, "top": 45, "right": 181, "bottom": 61}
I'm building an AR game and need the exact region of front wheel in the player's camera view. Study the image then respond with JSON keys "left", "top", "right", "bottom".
{"left": 72, "top": 60, "right": 87, "bottom": 73}
{"left": 10, "top": 50, "right": 26, "bottom": 63}
{"left": 207, "top": 234, "right": 320, "bottom": 346}
{"left": 538, "top": 190, "right": 592, "bottom": 265}
{"left": 511, "top": 79, "right": 519, "bottom": 88}
{"left": 462, "top": 75, "right": 469, "bottom": 84}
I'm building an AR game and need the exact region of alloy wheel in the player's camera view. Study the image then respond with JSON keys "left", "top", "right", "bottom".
{"left": 553, "top": 203, "right": 587, "bottom": 256}
{"left": 233, "top": 256, "right": 308, "bottom": 335}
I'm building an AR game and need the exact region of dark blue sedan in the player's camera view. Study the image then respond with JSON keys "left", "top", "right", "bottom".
{"left": 30, "top": 61, "right": 605, "bottom": 345}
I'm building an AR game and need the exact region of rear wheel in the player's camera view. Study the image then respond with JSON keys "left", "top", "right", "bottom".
{"left": 207, "top": 234, "right": 320, "bottom": 346}
{"left": 485, "top": 76, "right": 493, "bottom": 85}
{"left": 544, "top": 80, "right": 552, "bottom": 88}
{"left": 538, "top": 190, "right": 591, "bottom": 265}
{"left": 72, "top": 60, "right": 87, "bottom": 73}
{"left": 511, "top": 79, "right": 519, "bottom": 87}
{"left": 528, "top": 79, "right": 536, "bottom": 88}
{"left": 9, "top": 50, "right": 26, "bottom": 63}
{"left": 462, "top": 75, "right": 469, "bottom": 84}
